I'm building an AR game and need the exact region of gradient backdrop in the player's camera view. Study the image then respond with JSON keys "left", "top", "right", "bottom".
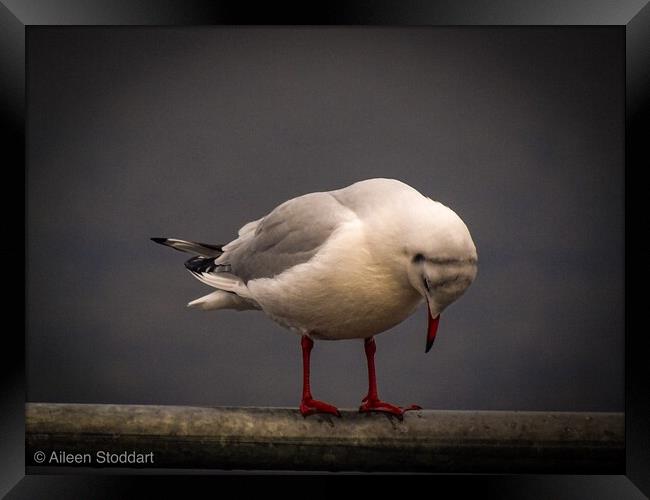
{"left": 27, "top": 27, "right": 624, "bottom": 411}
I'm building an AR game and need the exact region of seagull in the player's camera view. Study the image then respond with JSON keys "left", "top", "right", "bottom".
{"left": 152, "top": 178, "right": 477, "bottom": 418}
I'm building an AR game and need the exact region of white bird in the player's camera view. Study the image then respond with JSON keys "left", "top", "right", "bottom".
{"left": 153, "top": 178, "right": 477, "bottom": 417}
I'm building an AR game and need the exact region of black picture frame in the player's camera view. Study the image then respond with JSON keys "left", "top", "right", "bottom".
{"left": 2, "top": 1, "right": 647, "bottom": 497}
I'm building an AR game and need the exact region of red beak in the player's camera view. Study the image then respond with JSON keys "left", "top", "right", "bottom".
{"left": 426, "top": 310, "right": 440, "bottom": 353}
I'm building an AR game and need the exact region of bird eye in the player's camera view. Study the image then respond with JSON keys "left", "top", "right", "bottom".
{"left": 412, "top": 253, "right": 425, "bottom": 263}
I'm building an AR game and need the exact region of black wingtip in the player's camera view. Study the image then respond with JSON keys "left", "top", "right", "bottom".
{"left": 151, "top": 237, "right": 168, "bottom": 245}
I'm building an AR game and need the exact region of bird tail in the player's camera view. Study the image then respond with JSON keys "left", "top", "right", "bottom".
{"left": 187, "top": 290, "right": 258, "bottom": 311}
{"left": 152, "top": 236, "right": 254, "bottom": 302}
{"left": 150, "top": 237, "right": 223, "bottom": 257}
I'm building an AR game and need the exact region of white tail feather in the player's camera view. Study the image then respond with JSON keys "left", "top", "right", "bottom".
{"left": 189, "top": 271, "right": 253, "bottom": 299}
{"left": 187, "top": 290, "right": 257, "bottom": 311}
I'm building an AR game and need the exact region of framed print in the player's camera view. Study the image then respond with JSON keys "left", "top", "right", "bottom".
{"left": 2, "top": 0, "right": 648, "bottom": 497}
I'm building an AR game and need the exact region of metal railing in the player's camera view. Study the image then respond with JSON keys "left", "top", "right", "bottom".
{"left": 26, "top": 403, "right": 624, "bottom": 473}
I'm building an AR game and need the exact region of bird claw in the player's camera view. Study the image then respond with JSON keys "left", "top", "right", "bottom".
{"left": 359, "top": 398, "right": 422, "bottom": 419}
{"left": 300, "top": 398, "right": 341, "bottom": 417}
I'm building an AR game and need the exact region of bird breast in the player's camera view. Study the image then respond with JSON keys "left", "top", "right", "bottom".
{"left": 247, "top": 220, "right": 422, "bottom": 340}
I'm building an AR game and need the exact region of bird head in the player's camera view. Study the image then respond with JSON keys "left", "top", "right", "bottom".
{"left": 404, "top": 199, "right": 478, "bottom": 353}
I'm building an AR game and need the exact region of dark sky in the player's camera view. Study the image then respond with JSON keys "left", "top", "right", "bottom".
{"left": 27, "top": 27, "right": 624, "bottom": 411}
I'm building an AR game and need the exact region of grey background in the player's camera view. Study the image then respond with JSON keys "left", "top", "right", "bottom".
{"left": 27, "top": 27, "right": 624, "bottom": 411}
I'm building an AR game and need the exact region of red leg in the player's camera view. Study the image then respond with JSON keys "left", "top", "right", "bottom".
{"left": 299, "top": 335, "right": 340, "bottom": 417}
{"left": 359, "top": 337, "right": 421, "bottom": 418}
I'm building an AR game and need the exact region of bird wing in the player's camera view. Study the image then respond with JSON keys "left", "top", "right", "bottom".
{"left": 217, "top": 191, "right": 357, "bottom": 283}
